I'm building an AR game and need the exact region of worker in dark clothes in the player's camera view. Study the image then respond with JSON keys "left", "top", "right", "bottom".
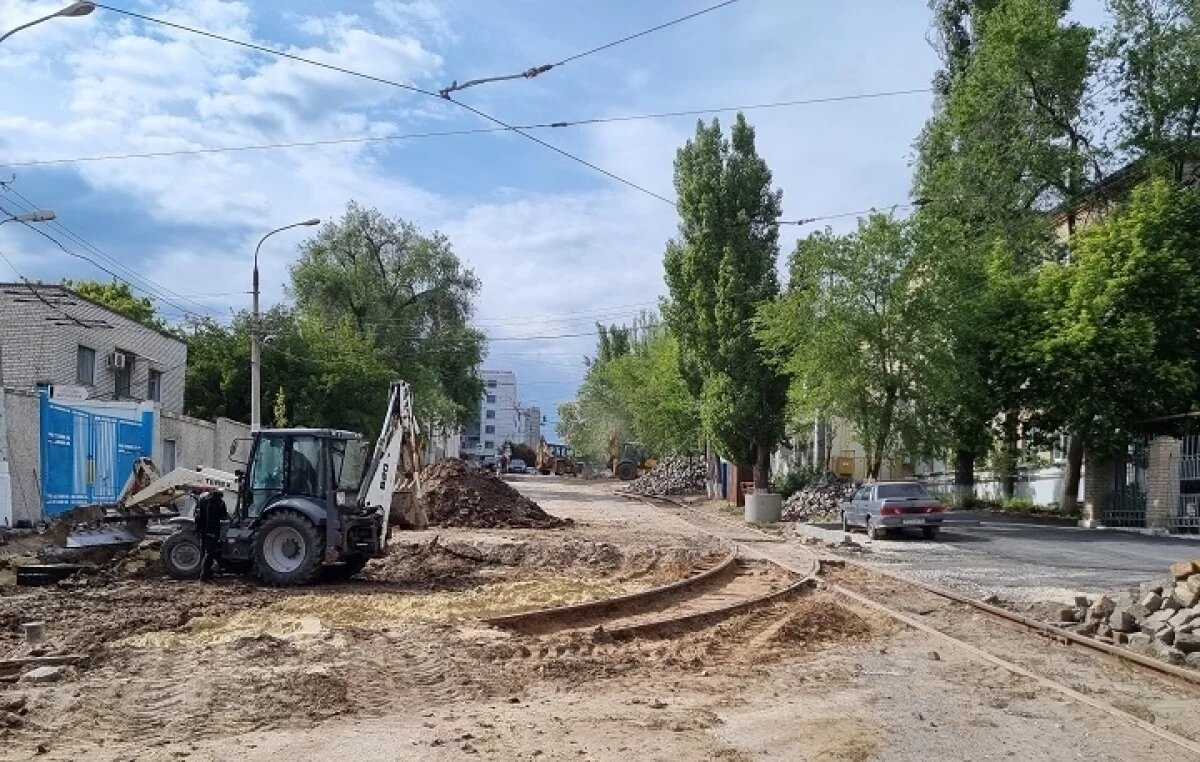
{"left": 193, "top": 488, "right": 228, "bottom": 582}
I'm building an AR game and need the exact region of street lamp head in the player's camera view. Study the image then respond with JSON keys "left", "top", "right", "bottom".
{"left": 56, "top": 2, "right": 96, "bottom": 18}
{"left": 4, "top": 209, "right": 56, "bottom": 223}
{"left": 301, "top": 218, "right": 320, "bottom": 226}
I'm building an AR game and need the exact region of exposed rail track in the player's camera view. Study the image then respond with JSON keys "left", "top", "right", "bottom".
{"left": 484, "top": 545, "right": 816, "bottom": 639}
{"left": 631, "top": 491, "right": 1200, "bottom": 755}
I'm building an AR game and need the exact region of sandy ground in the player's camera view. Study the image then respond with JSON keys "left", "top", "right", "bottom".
{"left": 0, "top": 477, "right": 1197, "bottom": 760}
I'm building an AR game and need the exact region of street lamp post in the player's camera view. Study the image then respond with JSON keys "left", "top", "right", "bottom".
{"left": 251, "top": 219, "right": 320, "bottom": 431}
{"left": 0, "top": 2, "right": 95, "bottom": 44}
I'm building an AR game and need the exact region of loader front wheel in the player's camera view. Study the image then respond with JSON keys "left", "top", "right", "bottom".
{"left": 616, "top": 461, "right": 637, "bottom": 481}
{"left": 254, "top": 511, "right": 325, "bottom": 587}
{"left": 161, "top": 531, "right": 203, "bottom": 580}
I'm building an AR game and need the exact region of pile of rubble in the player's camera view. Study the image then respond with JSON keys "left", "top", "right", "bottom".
{"left": 419, "top": 459, "right": 570, "bottom": 529}
{"left": 624, "top": 456, "right": 706, "bottom": 496}
{"left": 1053, "top": 558, "right": 1200, "bottom": 669}
{"left": 781, "top": 478, "right": 855, "bottom": 523}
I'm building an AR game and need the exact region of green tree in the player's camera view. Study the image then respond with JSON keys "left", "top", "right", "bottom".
{"left": 913, "top": 0, "right": 1095, "bottom": 502}
{"left": 758, "top": 215, "right": 949, "bottom": 479}
{"left": 1038, "top": 179, "right": 1200, "bottom": 452}
{"left": 601, "top": 330, "right": 701, "bottom": 456}
{"left": 662, "top": 114, "right": 787, "bottom": 488}
{"left": 1104, "top": 0, "right": 1200, "bottom": 159}
{"left": 290, "top": 201, "right": 485, "bottom": 427}
{"left": 65, "top": 279, "right": 164, "bottom": 330}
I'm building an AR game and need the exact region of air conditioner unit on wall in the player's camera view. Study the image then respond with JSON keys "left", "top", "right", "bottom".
{"left": 106, "top": 352, "right": 127, "bottom": 370}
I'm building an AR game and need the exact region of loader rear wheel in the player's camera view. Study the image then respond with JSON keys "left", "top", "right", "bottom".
{"left": 254, "top": 511, "right": 325, "bottom": 587}
{"left": 161, "top": 531, "right": 203, "bottom": 580}
{"left": 616, "top": 461, "right": 637, "bottom": 481}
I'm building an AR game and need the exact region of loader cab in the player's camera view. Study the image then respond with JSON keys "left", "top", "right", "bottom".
{"left": 236, "top": 428, "right": 368, "bottom": 521}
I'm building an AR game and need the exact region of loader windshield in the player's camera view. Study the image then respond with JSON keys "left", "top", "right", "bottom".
{"left": 332, "top": 438, "right": 369, "bottom": 491}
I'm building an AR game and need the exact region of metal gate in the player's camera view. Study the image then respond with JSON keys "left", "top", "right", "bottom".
{"left": 39, "top": 393, "right": 154, "bottom": 516}
{"left": 1103, "top": 438, "right": 1148, "bottom": 528}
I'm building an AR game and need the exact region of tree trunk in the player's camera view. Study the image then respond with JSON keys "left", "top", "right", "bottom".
{"left": 752, "top": 442, "right": 770, "bottom": 490}
{"left": 1001, "top": 411, "right": 1019, "bottom": 500}
{"left": 954, "top": 448, "right": 975, "bottom": 507}
{"left": 869, "top": 391, "right": 898, "bottom": 480}
{"left": 1060, "top": 434, "right": 1084, "bottom": 513}
{"left": 706, "top": 440, "right": 719, "bottom": 499}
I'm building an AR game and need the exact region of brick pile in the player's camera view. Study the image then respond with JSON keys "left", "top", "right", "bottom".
{"left": 1056, "top": 558, "right": 1200, "bottom": 670}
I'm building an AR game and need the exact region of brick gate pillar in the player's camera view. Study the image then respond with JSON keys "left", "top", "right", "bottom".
{"left": 1082, "top": 450, "right": 1115, "bottom": 528}
{"left": 1146, "top": 436, "right": 1181, "bottom": 532}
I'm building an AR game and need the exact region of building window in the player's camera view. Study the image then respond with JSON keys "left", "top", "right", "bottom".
{"left": 484, "top": 440, "right": 494, "bottom": 450}
{"left": 162, "top": 439, "right": 177, "bottom": 472}
{"left": 114, "top": 351, "right": 134, "bottom": 399}
{"left": 486, "top": 380, "right": 497, "bottom": 389}
{"left": 76, "top": 346, "right": 96, "bottom": 385}
{"left": 147, "top": 369, "right": 163, "bottom": 402}
{"left": 484, "top": 425, "right": 495, "bottom": 434}
{"left": 486, "top": 395, "right": 496, "bottom": 404}
{"left": 486, "top": 409, "right": 496, "bottom": 419}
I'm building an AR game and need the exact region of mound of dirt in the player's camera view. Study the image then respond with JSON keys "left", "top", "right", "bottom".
{"left": 419, "top": 459, "right": 570, "bottom": 529}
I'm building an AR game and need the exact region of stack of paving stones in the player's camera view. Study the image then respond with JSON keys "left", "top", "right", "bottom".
{"left": 624, "top": 456, "right": 706, "bottom": 496}
{"left": 781, "top": 479, "right": 856, "bottom": 523}
{"left": 1055, "top": 558, "right": 1200, "bottom": 670}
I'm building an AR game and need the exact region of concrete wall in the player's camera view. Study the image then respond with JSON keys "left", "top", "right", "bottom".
{"left": 215, "top": 417, "right": 251, "bottom": 470}
{"left": 160, "top": 412, "right": 216, "bottom": 471}
{"left": 2, "top": 389, "right": 42, "bottom": 527}
{"left": 0, "top": 284, "right": 187, "bottom": 413}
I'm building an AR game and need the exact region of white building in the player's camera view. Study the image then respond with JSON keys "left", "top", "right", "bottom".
{"left": 462, "top": 370, "right": 522, "bottom": 457}
{"left": 521, "top": 406, "right": 542, "bottom": 449}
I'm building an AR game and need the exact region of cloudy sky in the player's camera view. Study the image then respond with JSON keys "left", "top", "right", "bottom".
{"left": 0, "top": 0, "right": 1106, "bottom": 429}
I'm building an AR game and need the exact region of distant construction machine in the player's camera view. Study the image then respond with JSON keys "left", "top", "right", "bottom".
{"left": 536, "top": 438, "right": 580, "bottom": 476}
{"left": 607, "top": 435, "right": 657, "bottom": 481}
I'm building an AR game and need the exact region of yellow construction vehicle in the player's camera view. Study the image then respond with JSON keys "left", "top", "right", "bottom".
{"left": 607, "top": 435, "right": 657, "bottom": 481}
{"left": 536, "top": 438, "right": 580, "bottom": 476}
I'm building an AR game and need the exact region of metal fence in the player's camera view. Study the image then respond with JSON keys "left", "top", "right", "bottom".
{"left": 1170, "top": 435, "right": 1200, "bottom": 534}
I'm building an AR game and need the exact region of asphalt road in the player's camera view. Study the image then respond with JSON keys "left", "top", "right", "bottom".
{"left": 815, "top": 517, "right": 1200, "bottom": 601}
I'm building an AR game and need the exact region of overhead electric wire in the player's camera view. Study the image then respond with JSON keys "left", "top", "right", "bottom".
{"left": 0, "top": 200, "right": 206, "bottom": 320}
{"left": 0, "top": 184, "right": 218, "bottom": 318}
{"left": 94, "top": 3, "right": 676, "bottom": 207}
{"left": 1, "top": 88, "right": 929, "bottom": 169}
{"left": 439, "top": 0, "right": 745, "bottom": 96}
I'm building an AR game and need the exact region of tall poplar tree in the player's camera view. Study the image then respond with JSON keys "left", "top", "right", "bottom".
{"left": 663, "top": 114, "right": 787, "bottom": 488}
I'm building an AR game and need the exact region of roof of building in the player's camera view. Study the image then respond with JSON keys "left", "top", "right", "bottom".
{"left": 0, "top": 282, "right": 185, "bottom": 344}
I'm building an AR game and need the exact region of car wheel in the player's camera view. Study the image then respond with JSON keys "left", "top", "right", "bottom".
{"left": 161, "top": 531, "right": 203, "bottom": 580}
{"left": 866, "top": 519, "right": 883, "bottom": 541}
{"left": 922, "top": 526, "right": 939, "bottom": 541}
{"left": 254, "top": 510, "right": 325, "bottom": 587}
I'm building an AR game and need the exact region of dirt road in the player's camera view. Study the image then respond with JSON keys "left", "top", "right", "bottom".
{"left": 1, "top": 477, "right": 1197, "bottom": 760}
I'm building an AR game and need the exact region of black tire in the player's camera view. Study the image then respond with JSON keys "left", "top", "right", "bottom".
{"left": 922, "top": 526, "right": 939, "bottom": 541}
{"left": 616, "top": 461, "right": 637, "bottom": 481}
{"left": 161, "top": 531, "right": 203, "bottom": 580}
{"left": 253, "top": 510, "right": 325, "bottom": 587}
{"left": 866, "top": 519, "right": 884, "bottom": 541}
{"left": 321, "top": 555, "right": 370, "bottom": 583}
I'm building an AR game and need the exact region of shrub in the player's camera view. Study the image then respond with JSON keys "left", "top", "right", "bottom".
{"left": 772, "top": 466, "right": 821, "bottom": 499}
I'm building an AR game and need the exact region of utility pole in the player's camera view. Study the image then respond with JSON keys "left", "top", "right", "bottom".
{"left": 251, "top": 219, "right": 319, "bottom": 430}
